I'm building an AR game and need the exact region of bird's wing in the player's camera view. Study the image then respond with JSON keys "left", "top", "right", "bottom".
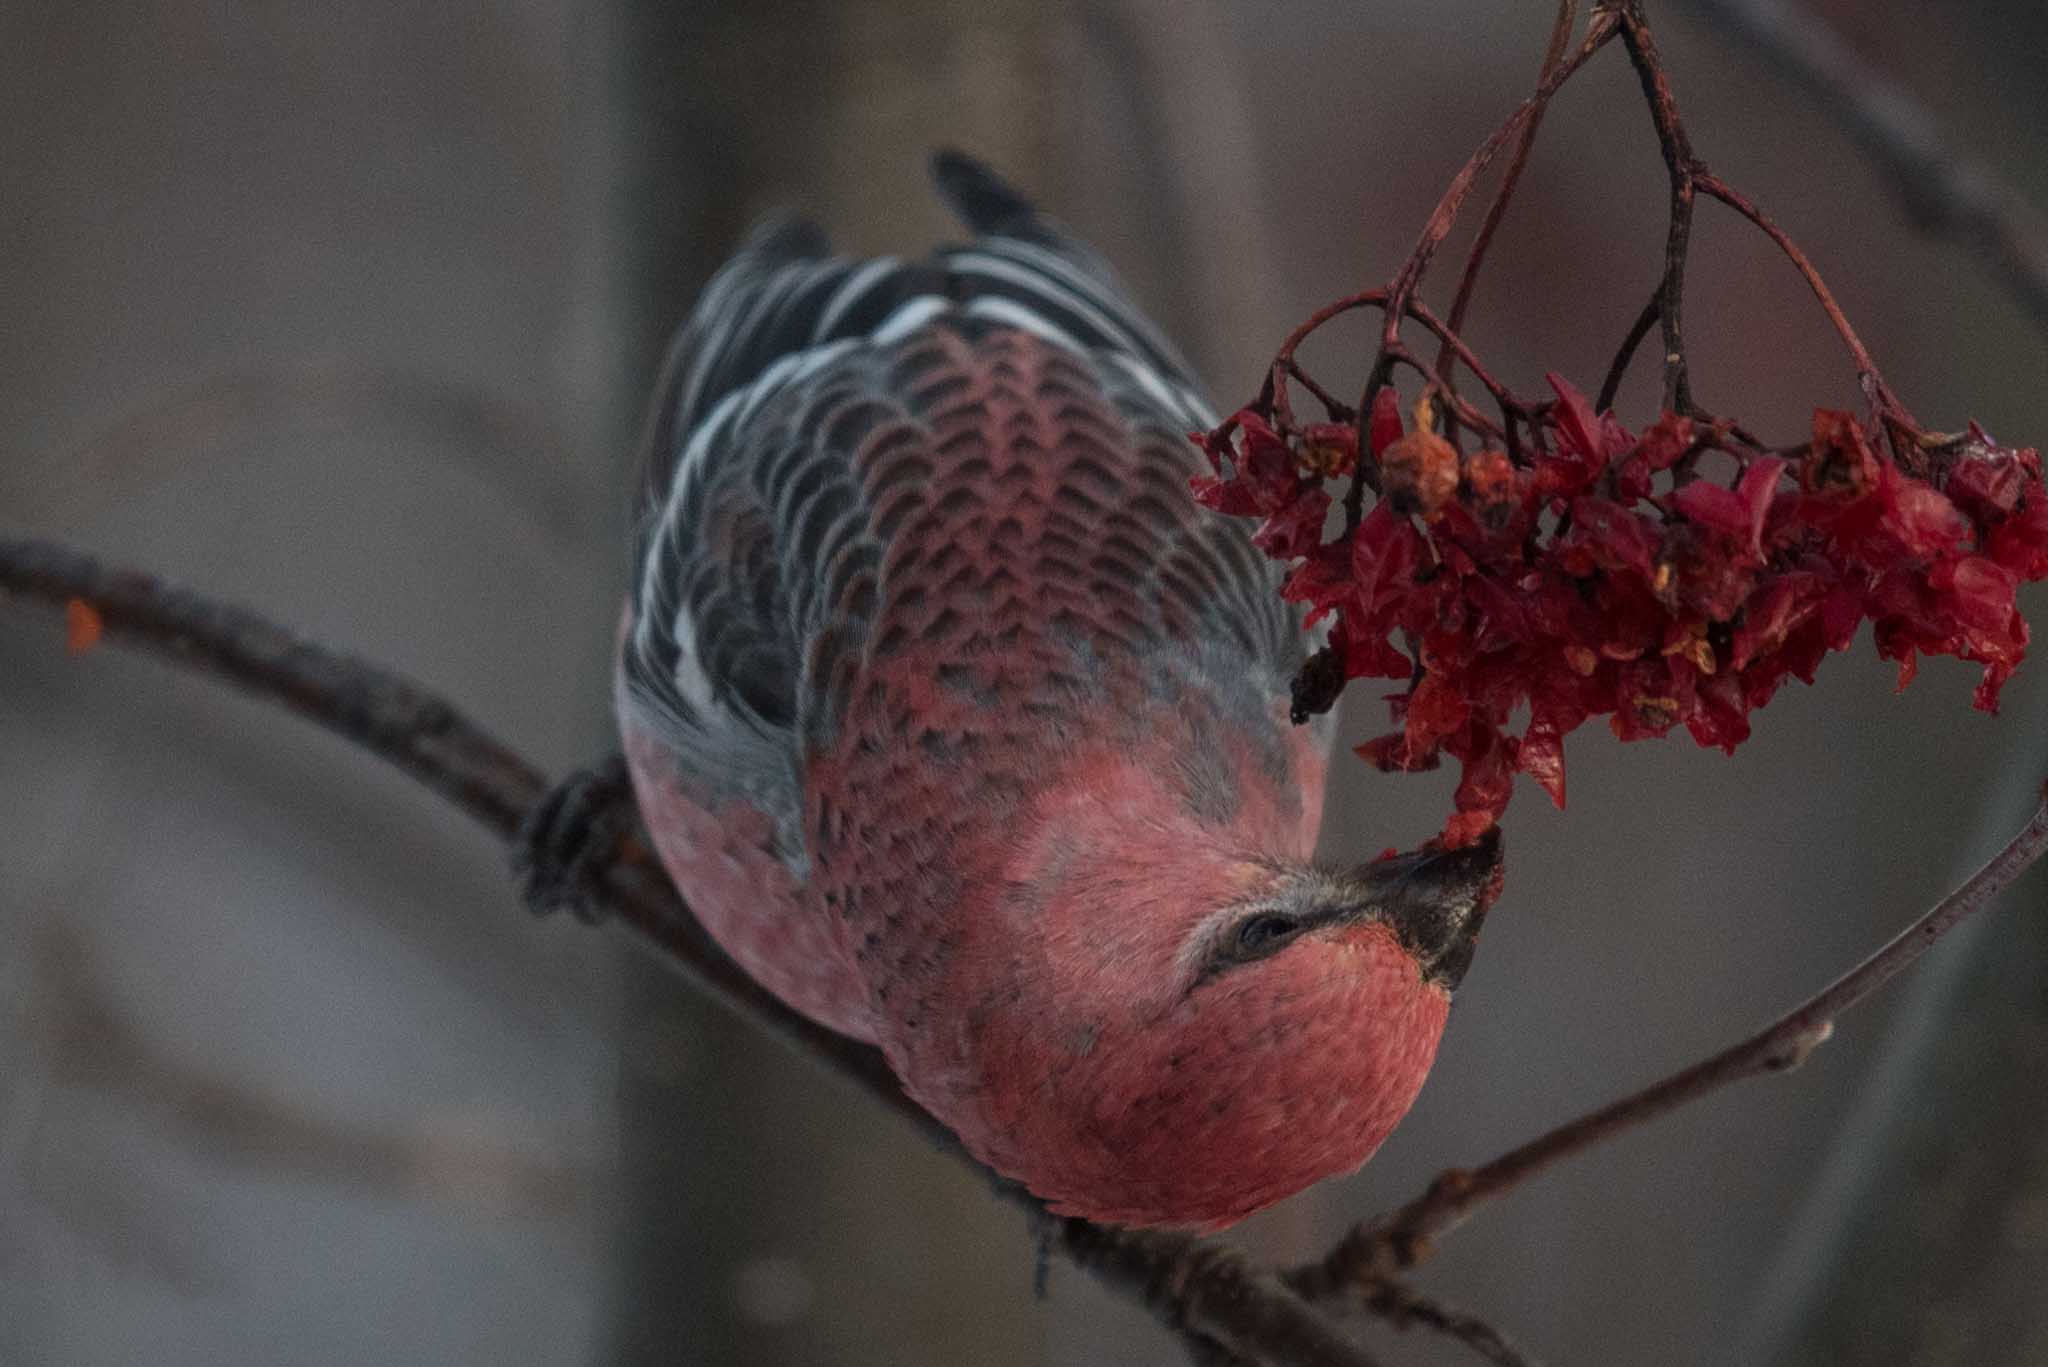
{"left": 620, "top": 153, "right": 1308, "bottom": 867}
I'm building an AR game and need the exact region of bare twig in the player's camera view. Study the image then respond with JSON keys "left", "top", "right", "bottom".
{"left": 1616, "top": 3, "right": 1701, "bottom": 415}
{"left": 1299, "top": 782, "right": 2048, "bottom": 1289}
{"left": 1595, "top": 292, "right": 1662, "bottom": 413}
{"left": 1288, "top": 1271, "right": 1546, "bottom": 1367}
{"left": 1687, "top": 0, "right": 2048, "bottom": 332}
{"left": 1433, "top": 0, "right": 1580, "bottom": 424}
{"left": 1693, "top": 169, "right": 1917, "bottom": 431}
{"left": 1606, "top": 1, "right": 1917, "bottom": 438}
{"left": 1375, "top": 11, "right": 1618, "bottom": 347}
{"left": 1343, "top": 6, "right": 1621, "bottom": 528}
{"left": 1260, "top": 290, "right": 1541, "bottom": 453}
{"left": 0, "top": 534, "right": 1380, "bottom": 1367}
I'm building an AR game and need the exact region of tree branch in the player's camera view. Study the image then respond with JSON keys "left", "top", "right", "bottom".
{"left": 1686, "top": 0, "right": 2048, "bottom": 332}
{"left": 1432, "top": 0, "right": 1579, "bottom": 422}
{"left": 1286, "top": 1272, "right": 1545, "bottom": 1367}
{"left": 0, "top": 534, "right": 1386, "bottom": 1367}
{"left": 1616, "top": 2, "right": 1702, "bottom": 416}
{"left": 1340, "top": 6, "right": 1620, "bottom": 528}
{"left": 1298, "top": 777, "right": 2048, "bottom": 1291}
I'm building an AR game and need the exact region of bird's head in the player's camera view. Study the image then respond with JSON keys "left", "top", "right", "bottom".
{"left": 941, "top": 808, "right": 1503, "bottom": 1230}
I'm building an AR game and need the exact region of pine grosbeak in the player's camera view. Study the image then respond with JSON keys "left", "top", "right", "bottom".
{"left": 607, "top": 152, "right": 1501, "bottom": 1229}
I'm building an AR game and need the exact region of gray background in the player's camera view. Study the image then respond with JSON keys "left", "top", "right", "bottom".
{"left": 3, "top": 2, "right": 2045, "bottom": 1364}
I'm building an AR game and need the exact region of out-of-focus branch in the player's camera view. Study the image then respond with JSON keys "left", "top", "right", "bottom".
{"left": 0, "top": 534, "right": 1384, "bottom": 1367}
{"left": 1686, "top": 0, "right": 2048, "bottom": 331}
{"left": 28, "top": 924, "right": 590, "bottom": 1222}
{"left": 1298, "top": 780, "right": 2048, "bottom": 1292}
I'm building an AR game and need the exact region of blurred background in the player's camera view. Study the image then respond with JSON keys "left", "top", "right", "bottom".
{"left": 4, "top": 2, "right": 2046, "bottom": 1363}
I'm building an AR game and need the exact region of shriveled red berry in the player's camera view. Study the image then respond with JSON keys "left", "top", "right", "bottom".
{"left": 1191, "top": 380, "right": 2048, "bottom": 842}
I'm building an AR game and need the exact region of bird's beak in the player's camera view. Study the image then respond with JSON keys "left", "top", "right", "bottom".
{"left": 1351, "top": 826, "right": 1504, "bottom": 990}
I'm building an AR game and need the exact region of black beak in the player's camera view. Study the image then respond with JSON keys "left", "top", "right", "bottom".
{"left": 1354, "top": 826, "right": 1504, "bottom": 990}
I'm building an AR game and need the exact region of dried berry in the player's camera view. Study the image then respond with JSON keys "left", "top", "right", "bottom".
{"left": 1193, "top": 380, "right": 2048, "bottom": 845}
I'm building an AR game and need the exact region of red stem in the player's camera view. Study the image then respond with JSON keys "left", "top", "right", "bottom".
{"left": 1433, "top": 0, "right": 1581, "bottom": 409}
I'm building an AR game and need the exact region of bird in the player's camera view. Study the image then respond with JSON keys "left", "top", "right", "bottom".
{"left": 573, "top": 151, "right": 1502, "bottom": 1230}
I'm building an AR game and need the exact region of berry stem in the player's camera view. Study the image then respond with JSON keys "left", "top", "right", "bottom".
{"left": 1347, "top": 7, "right": 1621, "bottom": 531}
{"left": 1612, "top": 1, "right": 1919, "bottom": 443}
{"left": 1432, "top": 0, "right": 1582, "bottom": 419}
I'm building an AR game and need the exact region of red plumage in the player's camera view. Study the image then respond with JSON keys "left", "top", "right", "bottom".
{"left": 617, "top": 154, "right": 1499, "bottom": 1227}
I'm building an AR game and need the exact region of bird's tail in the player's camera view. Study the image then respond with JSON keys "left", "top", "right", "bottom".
{"left": 929, "top": 148, "right": 1044, "bottom": 239}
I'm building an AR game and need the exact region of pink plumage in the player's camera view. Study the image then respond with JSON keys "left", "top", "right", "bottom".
{"left": 617, "top": 152, "right": 1501, "bottom": 1228}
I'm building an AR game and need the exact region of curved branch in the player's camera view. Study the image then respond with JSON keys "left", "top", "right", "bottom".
{"left": 1609, "top": 2, "right": 1915, "bottom": 439}
{"left": 1614, "top": 2, "right": 1702, "bottom": 416}
{"left": 1299, "top": 780, "right": 2048, "bottom": 1290}
{"left": 1343, "top": 7, "right": 1621, "bottom": 528}
{"left": 0, "top": 534, "right": 1378, "bottom": 1367}
{"left": 1595, "top": 292, "right": 1662, "bottom": 413}
{"left": 0, "top": 537, "right": 547, "bottom": 835}
{"left": 1287, "top": 1272, "right": 1545, "bottom": 1367}
{"left": 1261, "top": 290, "right": 1541, "bottom": 451}
{"left": 1433, "top": 0, "right": 1580, "bottom": 412}
{"left": 1693, "top": 170, "right": 1915, "bottom": 429}
{"left": 1688, "top": 0, "right": 2048, "bottom": 333}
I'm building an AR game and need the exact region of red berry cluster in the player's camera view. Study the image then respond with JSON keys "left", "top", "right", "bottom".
{"left": 1192, "top": 380, "right": 2048, "bottom": 847}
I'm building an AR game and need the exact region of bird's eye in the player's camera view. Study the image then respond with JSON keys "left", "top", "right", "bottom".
{"left": 1233, "top": 913, "right": 1303, "bottom": 957}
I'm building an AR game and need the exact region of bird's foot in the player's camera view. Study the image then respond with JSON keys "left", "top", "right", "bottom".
{"left": 515, "top": 752, "right": 634, "bottom": 923}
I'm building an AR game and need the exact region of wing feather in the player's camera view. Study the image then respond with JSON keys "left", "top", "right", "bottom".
{"left": 621, "top": 153, "right": 1307, "bottom": 868}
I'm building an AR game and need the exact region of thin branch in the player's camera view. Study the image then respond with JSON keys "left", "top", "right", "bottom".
{"left": 1403, "top": 300, "right": 1548, "bottom": 430}
{"left": 1693, "top": 169, "right": 1916, "bottom": 431}
{"left": 1055, "top": 1221, "right": 1382, "bottom": 1367}
{"left": 1298, "top": 781, "right": 2048, "bottom": 1289}
{"left": 0, "top": 539, "right": 546, "bottom": 836}
{"left": 1595, "top": 292, "right": 1661, "bottom": 413}
{"left": 0, "top": 534, "right": 1380, "bottom": 1367}
{"left": 1283, "top": 360, "right": 1353, "bottom": 423}
{"left": 1288, "top": 1272, "right": 1546, "bottom": 1367}
{"left": 1433, "top": 0, "right": 1580, "bottom": 410}
{"left": 1616, "top": 3, "right": 1701, "bottom": 415}
{"left": 1376, "top": 11, "right": 1618, "bottom": 340}
{"left": 1263, "top": 315, "right": 1508, "bottom": 484}
{"left": 1344, "top": 7, "right": 1622, "bottom": 529}
{"left": 1609, "top": 1, "right": 1916, "bottom": 438}
{"left": 1262, "top": 290, "right": 1542, "bottom": 448}
{"left": 1687, "top": 0, "right": 2048, "bottom": 332}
